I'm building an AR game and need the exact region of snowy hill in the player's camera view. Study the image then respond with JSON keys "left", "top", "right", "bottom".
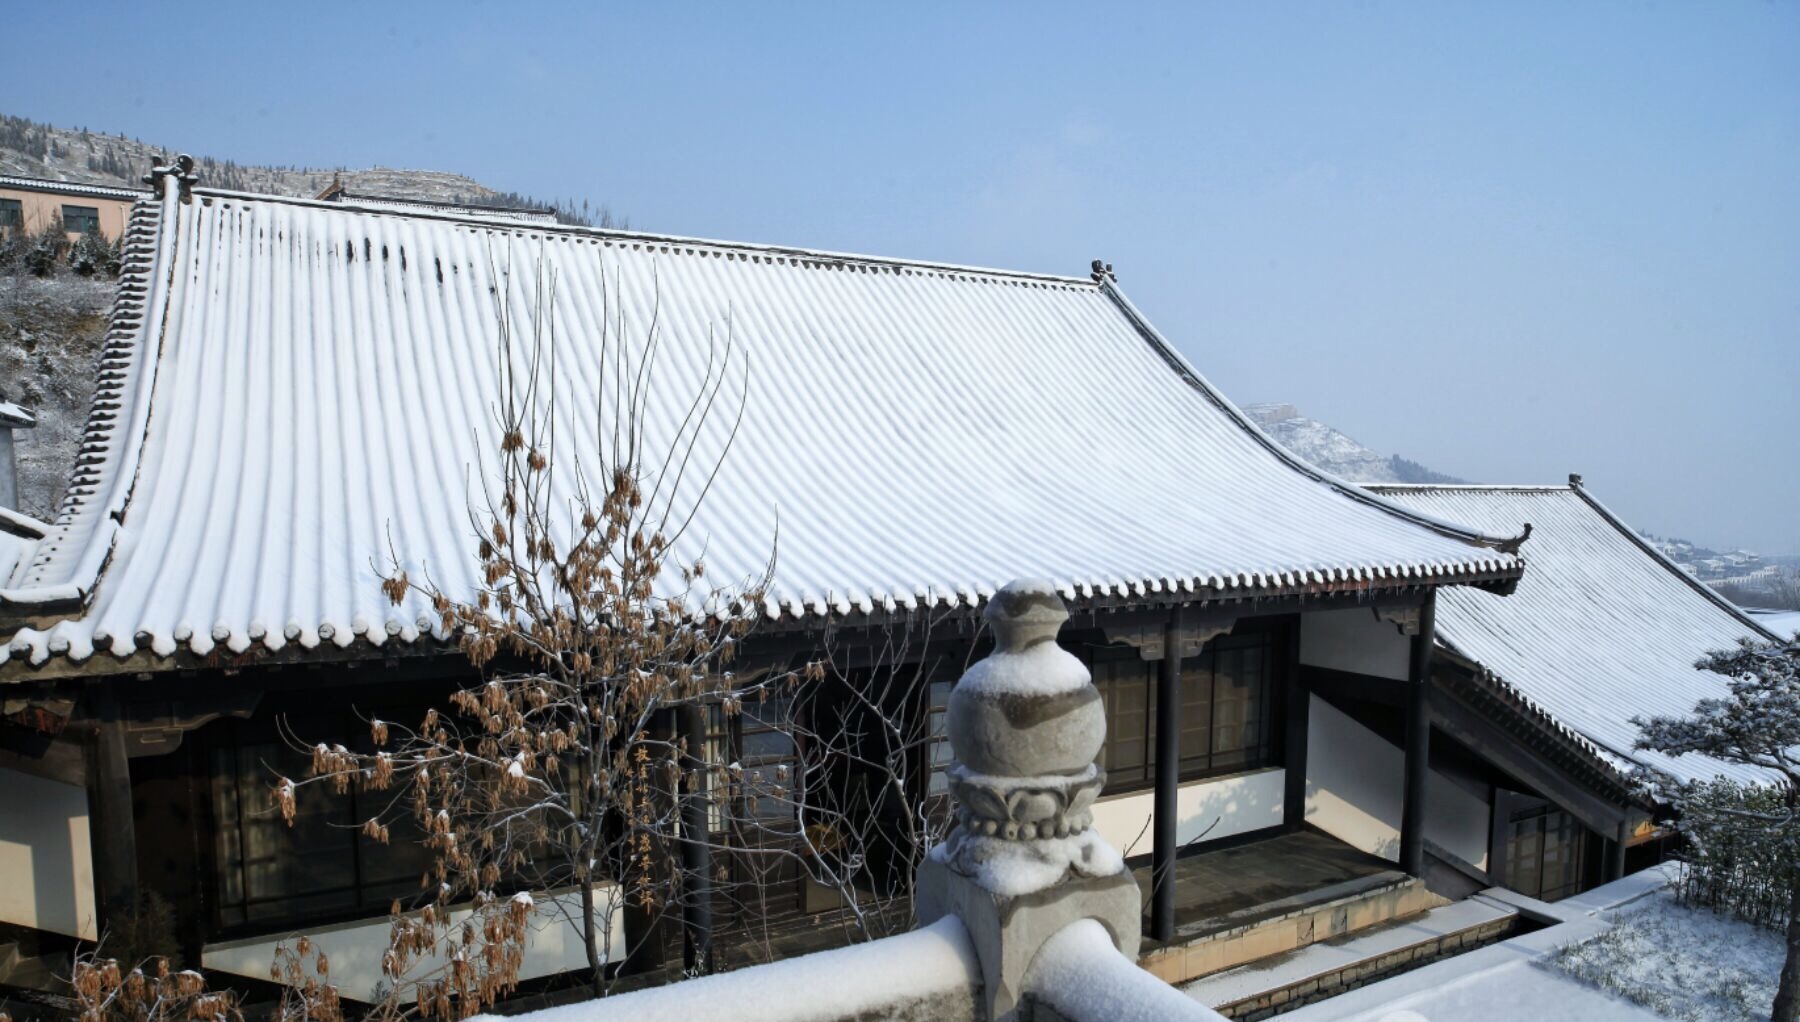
{"left": 0, "top": 113, "right": 619, "bottom": 226}
{"left": 1242, "top": 404, "right": 1467, "bottom": 485}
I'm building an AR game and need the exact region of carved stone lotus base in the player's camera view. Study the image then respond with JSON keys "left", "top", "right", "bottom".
{"left": 946, "top": 762, "right": 1105, "bottom": 840}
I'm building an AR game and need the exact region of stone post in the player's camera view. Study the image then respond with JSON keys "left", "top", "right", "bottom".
{"left": 916, "top": 580, "right": 1141, "bottom": 1022}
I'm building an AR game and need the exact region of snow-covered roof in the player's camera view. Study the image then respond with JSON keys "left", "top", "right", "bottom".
{"left": 0, "top": 401, "right": 34, "bottom": 428}
{"left": 0, "top": 177, "right": 1523, "bottom": 672}
{"left": 1372, "top": 483, "right": 1780, "bottom": 786}
{"left": 1747, "top": 608, "right": 1800, "bottom": 641}
{"left": 0, "top": 174, "right": 146, "bottom": 201}
{"left": 0, "top": 509, "right": 47, "bottom": 588}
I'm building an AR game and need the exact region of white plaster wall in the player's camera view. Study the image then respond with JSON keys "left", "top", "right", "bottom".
{"left": 1304, "top": 695, "right": 1489, "bottom": 869}
{"left": 1299, "top": 608, "right": 1410, "bottom": 681}
{"left": 0, "top": 767, "right": 96, "bottom": 940}
{"left": 1091, "top": 767, "right": 1285, "bottom": 859}
{"left": 203, "top": 884, "right": 626, "bottom": 1003}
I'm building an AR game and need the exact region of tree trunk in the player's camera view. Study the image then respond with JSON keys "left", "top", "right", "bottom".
{"left": 581, "top": 871, "right": 603, "bottom": 999}
{"left": 1775, "top": 883, "right": 1800, "bottom": 1022}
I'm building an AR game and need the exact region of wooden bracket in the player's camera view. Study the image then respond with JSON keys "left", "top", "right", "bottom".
{"left": 1102, "top": 608, "right": 1236, "bottom": 660}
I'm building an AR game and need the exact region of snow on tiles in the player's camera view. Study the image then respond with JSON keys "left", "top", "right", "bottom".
{"left": 0, "top": 179, "right": 1524, "bottom": 669}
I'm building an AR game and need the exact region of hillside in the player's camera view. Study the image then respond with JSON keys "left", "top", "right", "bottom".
{"left": 1242, "top": 403, "right": 1467, "bottom": 485}
{"left": 0, "top": 113, "right": 618, "bottom": 225}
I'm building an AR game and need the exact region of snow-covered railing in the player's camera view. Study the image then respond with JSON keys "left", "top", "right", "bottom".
{"left": 479, "top": 916, "right": 982, "bottom": 1022}
{"left": 1021, "top": 919, "right": 1222, "bottom": 1022}
{"left": 494, "top": 580, "right": 1224, "bottom": 1022}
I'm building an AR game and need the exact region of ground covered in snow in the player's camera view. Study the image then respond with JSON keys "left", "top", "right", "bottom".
{"left": 1549, "top": 887, "right": 1783, "bottom": 1022}
{"left": 1279, "top": 871, "right": 1783, "bottom": 1022}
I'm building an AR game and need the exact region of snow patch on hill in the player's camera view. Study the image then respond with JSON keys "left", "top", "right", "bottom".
{"left": 1242, "top": 403, "right": 1467, "bottom": 485}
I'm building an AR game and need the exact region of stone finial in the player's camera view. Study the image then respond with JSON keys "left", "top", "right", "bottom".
{"left": 916, "top": 580, "right": 1140, "bottom": 1022}
{"left": 944, "top": 580, "right": 1106, "bottom": 839}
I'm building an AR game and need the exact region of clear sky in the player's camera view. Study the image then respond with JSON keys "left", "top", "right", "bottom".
{"left": 5, "top": 2, "right": 1795, "bottom": 552}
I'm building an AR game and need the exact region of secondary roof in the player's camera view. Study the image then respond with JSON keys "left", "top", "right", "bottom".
{"left": 1373, "top": 482, "right": 1779, "bottom": 786}
{"left": 1, "top": 172, "right": 1522, "bottom": 673}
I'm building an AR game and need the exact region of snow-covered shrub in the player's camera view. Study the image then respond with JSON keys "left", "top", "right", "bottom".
{"left": 21, "top": 218, "right": 68, "bottom": 277}
{"left": 67, "top": 225, "right": 121, "bottom": 277}
{"left": 1636, "top": 637, "right": 1800, "bottom": 1021}
{"left": 1669, "top": 780, "right": 1798, "bottom": 929}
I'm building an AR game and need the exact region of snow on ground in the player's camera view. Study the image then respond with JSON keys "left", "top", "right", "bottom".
{"left": 1280, "top": 869, "right": 1783, "bottom": 1022}
{"left": 1549, "top": 886, "right": 1783, "bottom": 1022}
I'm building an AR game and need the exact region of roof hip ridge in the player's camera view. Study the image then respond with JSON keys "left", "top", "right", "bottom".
{"left": 1565, "top": 483, "right": 1781, "bottom": 641}
{"left": 1096, "top": 280, "right": 1532, "bottom": 561}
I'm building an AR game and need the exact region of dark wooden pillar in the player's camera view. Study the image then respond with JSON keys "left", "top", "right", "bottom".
{"left": 1151, "top": 606, "right": 1184, "bottom": 944}
{"left": 1398, "top": 593, "right": 1436, "bottom": 877}
{"left": 678, "top": 703, "right": 713, "bottom": 975}
{"left": 1605, "top": 819, "right": 1628, "bottom": 882}
{"left": 85, "top": 684, "right": 139, "bottom": 932}
{"left": 1282, "top": 656, "right": 1308, "bottom": 830}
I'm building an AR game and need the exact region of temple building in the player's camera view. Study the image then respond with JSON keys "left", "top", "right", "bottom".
{"left": 0, "top": 162, "right": 1767, "bottom": 1000}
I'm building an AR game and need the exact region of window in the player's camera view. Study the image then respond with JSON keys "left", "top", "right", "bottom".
{"left": 1503, "top": 805, "right": 1587, "bottom": 902}
{"left": 0, "top": 198, "right": 21, "bottom": 230}
{"left": 1089, "top": 627, "right": 1283, "bottom": 792}
{"left": 211, "top": 735, "right": 430, "bottom": 931}
{"left": 62, "top": 204, "right": 100, "bottom": 235}
{"left": 925, "top": 679, "right": 954, "bottom": 796}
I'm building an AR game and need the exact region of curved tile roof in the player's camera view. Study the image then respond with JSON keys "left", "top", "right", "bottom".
{"left": 1, "top": 180, "right": 1521, "bottom": 671}
{"left": 1373, "top": 483, "right": 1778, "bottom": 786}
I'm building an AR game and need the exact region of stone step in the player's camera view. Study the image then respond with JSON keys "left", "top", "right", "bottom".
{"left": 1180, "top": 896, "right": 1521, "bottom": 1020}
{"left": 1140, "top": 871, "right": 1448, "bottom": 986}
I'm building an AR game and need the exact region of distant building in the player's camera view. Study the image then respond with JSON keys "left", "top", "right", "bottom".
{"left": 0, "top": 175, "right": 145, "bottom": 240}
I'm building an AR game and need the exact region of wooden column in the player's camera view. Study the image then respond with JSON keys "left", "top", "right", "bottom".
{"left": 85, "top": 684, "right": 139, "bottom": 931}
{"left": 1150, "top": 606, "right": 1184, "bottom": 944}
{"left": 1282, "top": 655, "right": 1309, "bottom": 830}
{"left": 1398, "top": 592, "right": 1436, "bottom": 878}
{"left": 1605, "top": 819, "right": 1629, "bottom": 882}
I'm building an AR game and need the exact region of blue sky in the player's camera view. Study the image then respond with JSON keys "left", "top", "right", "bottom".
{"left": 5, "top": 1, "right": 1796, "bottom": 551}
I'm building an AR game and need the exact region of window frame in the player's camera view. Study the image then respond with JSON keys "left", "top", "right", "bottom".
{"left": 1085, "top": 617, "right": 1292, "bottom": 796}
{"left": 61, "top": 204, "right": 101, "bottom": 235}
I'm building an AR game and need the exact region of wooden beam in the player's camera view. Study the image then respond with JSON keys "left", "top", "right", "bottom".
{"left": 1429, "top": 690, "right": 1628, "bottom": 835}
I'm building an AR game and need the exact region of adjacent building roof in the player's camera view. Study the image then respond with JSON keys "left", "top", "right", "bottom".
{"left": 0, "top": 175, "right": 1523, "bottom": 673}
{"left": 0, "top": 174, "right": 146, "bottom": 201}
{"left": 0, "top": 401, "right": 35, "bottom": 428}
{"left": 1747, "top": 607, "right": 1800, "bottom": 640}
{"left": 1373, "top": 482, "right": 1779, "bottom": 786}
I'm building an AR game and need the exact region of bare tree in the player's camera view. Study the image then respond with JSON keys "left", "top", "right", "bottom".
{"left": 275, "top": 250, "right": 826, "bottom": 1015}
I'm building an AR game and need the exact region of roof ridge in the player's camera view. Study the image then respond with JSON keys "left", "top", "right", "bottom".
{"left": 1366, "top": 483, "right": 1574, "bottom": 493}
{"left": 191, "top": 184, "right": 1100, "bottom": 288}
